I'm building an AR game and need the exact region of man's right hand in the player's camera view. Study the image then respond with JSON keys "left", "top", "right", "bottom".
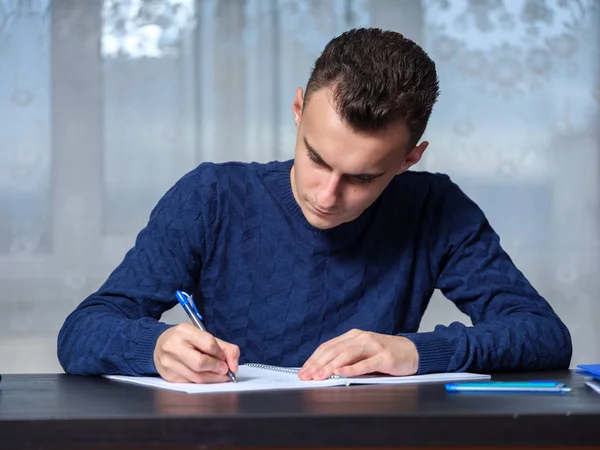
{"left": 153, "top": 322, "right": 240, "bottom": 383}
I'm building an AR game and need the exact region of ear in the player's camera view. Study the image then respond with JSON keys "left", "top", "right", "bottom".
{"left": 397, "top": 141, "right": 429, "bottom": 173}
{"left": 292, "top": 87, "right": 304, "bottom": 128}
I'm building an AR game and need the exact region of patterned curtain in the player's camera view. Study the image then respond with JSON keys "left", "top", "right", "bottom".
{"left": 0, "top": 0, "right": 598, "bottom": 372}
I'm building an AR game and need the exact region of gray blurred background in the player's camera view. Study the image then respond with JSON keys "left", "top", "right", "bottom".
{"left": 1, "top": 0, "right": 599, "bottom": 373}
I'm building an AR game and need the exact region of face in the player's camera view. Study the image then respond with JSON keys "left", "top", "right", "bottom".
{"left": 290, "top": 87, "right": 428, "bottom": 230}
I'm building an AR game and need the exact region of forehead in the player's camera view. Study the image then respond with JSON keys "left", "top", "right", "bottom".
{"left": 301, "top": 89, "right": 410, "bottom": 170}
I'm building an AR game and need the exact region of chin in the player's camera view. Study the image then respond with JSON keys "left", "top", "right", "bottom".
{"left": 310, "top": 220, "right": 339, "bottom": 230}
{"left": 306, "top": 213, "right": 349, "bottom": 230}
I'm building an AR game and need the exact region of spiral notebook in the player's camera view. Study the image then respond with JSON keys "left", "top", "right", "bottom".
{"left": 105, "top": 363, "right": 490, "bottom": 394}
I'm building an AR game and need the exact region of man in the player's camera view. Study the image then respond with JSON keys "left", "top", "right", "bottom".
{"left": 57, "top": 28, "right": 572, "bottom": 383}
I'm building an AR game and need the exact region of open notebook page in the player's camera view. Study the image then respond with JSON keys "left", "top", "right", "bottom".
{"left": 105, "top": 364, "right": 490, "bottom": 394}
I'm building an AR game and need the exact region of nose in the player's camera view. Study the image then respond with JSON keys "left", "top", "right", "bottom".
{"left": 315, "top": 173, "right": 341, "bottom": 210}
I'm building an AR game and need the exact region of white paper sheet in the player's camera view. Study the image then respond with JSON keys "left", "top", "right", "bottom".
{"left": 105, "top": 364, "right": 490, "bottom": 394}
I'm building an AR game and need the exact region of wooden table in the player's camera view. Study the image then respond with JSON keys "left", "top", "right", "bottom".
{"left": 0, "top": 370, "right": 598, "bottom": 449}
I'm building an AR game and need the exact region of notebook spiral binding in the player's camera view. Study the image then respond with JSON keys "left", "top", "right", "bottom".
{"left": 246, "top": 363, "right": 299, "bottom": 374}
{"left": 246, "top": 363, "right": 343, "bottom": 379}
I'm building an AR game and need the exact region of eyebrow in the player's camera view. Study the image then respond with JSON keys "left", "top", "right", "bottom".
{"left": 303, "top": 136, "right": 386, "bottom": 179}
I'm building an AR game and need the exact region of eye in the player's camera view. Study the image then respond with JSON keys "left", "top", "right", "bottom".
{"left": 308, "top": 151, "right": 326, "bottom": 166}
{"left": 352, "top": 176, "right": 375, "bottom": 185}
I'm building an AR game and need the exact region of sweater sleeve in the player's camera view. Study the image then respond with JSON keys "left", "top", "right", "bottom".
{"left": 57, "top": 165, "right": 220, "bottom": 376}
{"left": 401, "top": 176, "right": 572, "bottom": 374}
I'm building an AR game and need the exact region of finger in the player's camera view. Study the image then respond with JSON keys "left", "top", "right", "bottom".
{"left": 335, "top": 356, "right": 381, "bottom": 378}
{"left": 161, "top": 360, "right": 230, "bottom": 384}
{"left": 312, "top": 346, "right": 366, "bottom": 380}
{"left": 300, "top": 340, "right": 351, "bottom": 378}
{"left": 304, "top": 329, "right": 359, "bottom": 363}
{"left": 299, "top": 343, "right": 342, "bottom": 379}
{"left": 217, "top": 338, "right": 241, "bottom": 373}
{"left": 300, "top": 330, "right": 360, "bottom": 376}
{"left": 160, "top": 359, "right": 201, "bottom": 383}
{"left": 177, "top": 344, "right": 230, "bottom": 375}
{"left": 181, "top": 325, "right": 227, "bottom": 361}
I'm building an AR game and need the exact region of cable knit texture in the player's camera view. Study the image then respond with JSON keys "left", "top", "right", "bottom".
{"left": 57, "top": 160, "right": 572, "bottom": 375}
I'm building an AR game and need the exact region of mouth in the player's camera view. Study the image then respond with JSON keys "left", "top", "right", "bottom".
{"left": 310, "top": 203, "right": 336, "bottom": 217}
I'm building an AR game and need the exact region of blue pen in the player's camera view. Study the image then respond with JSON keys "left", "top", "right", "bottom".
{"left": 445, "top": 381, "right": 571, "bottom": 394}
{"left": 175, "top": 290, "right": 237, "bottom": 383}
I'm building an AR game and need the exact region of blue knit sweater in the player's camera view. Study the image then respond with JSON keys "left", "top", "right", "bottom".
{"left": 57, "top": 160, "right": 572, "bottom": 376}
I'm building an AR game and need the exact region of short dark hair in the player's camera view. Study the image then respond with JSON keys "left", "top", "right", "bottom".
{"left": 305, "top": 27, "right": 440, "bottom": 151}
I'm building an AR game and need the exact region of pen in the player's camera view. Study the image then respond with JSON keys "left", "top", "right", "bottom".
{"left": 445, "top": 381, "right": 571, "bottom": 394}
{"left": 175, "top": 290, "right": 237, "bottom": 383}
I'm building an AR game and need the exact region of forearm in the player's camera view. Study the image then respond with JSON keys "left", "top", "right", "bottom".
{"left": 403, "top": 304, "right": 572, "bottom": 374}
{"left": 423, "top": 177, "right": 572, "bottom": 374}
{"left": 57, "top": 296, "right": 173, "bottom": 376}
{"left": 57, "top": 166, "right": 219, "bottom": 376}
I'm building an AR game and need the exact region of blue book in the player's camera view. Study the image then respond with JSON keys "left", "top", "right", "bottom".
{"left": 575, "top": 364, "right": 600, "bottom": 380}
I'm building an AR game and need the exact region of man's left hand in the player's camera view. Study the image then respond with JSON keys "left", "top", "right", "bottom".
{"left": 298, "top": 329, "right": 419, "bottom": 380}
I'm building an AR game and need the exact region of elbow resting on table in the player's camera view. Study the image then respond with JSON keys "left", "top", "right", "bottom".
{"left": 550, "top": 314, "right": 573, "bottom": 369}
{"left": 56, "top": 312, "right": 85, "bottom": 375}
{"left": 525, "top": 309, "right": 573, "bottom": 370}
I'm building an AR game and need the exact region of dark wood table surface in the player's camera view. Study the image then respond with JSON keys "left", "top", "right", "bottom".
{"left": 0, "top": 369, "right": 598, "bottom": 450}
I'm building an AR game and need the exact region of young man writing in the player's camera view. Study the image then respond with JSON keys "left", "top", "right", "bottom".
{"left": 57, "top": 28, "right": 572, "bottom": 383}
